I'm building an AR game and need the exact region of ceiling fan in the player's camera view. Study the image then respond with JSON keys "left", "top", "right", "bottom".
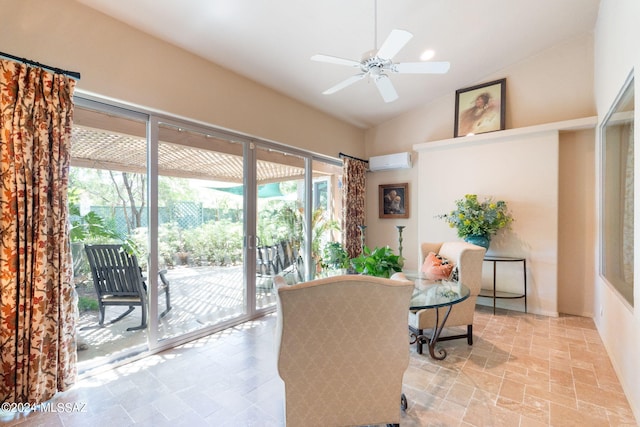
{"left": 311, "top": 3, "right": 450, "bottom": 103}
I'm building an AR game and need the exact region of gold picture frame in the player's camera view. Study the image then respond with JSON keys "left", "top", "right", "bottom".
{"left": 379, "top": 183, "right": 409, "bottom": 219}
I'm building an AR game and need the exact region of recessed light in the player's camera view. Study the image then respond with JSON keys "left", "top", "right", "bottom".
{"left": 420, "top": 49, "right": 435, "bottom": 61}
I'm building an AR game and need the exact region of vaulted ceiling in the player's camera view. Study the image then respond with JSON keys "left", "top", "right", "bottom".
{"left": 75, "top": 0, "right": 600, "bottom": 128}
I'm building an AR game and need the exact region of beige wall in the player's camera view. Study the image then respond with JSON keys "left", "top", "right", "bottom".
{"left": 364, "top": 34, "right": 595, "bottom": 155}
{"left": 594, "top": 0, "right": 640, "bottom": 419}
{"left": 5, "top": 0, "right": 636, "bottom": 415}
{"left": 414, "top": 128, "right": 561, "bottom": 316}
{"left": 365, "top": 120, "right": 597, "bottom": 318}
{"left": 396, "top": 119, "right": 596, "bottom": 319}
{"left": 362, "top": 35, "right": 596, "bottom": 285}
{"left": 1, "top": 0, "right": 364, "bottom": 158}
{"left": 558, "top": 129, "right": 596, "bottom": 316}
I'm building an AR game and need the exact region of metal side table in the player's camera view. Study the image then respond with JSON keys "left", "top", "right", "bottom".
{"left": 479, "top": 256, "right": 527, "bottom": 314}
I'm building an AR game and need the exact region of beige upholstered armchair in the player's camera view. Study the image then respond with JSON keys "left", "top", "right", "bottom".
{"left": 274, "top": 274, "right": 414, "bottom": 427}
{"left": 408, "top": 242, "right": 485, "bottom": 354}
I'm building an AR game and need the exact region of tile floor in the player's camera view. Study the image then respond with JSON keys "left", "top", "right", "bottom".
{"left": 2, "top": 306, "right": 637, "bottom": 427}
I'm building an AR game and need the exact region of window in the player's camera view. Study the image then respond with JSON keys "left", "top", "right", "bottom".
{"left": 600, "top": 74, "right": 634, "bottom": 306}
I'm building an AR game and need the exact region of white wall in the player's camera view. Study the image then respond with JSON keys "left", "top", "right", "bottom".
{"left": 594, "top": 0, "right": 640, "bottom": 420}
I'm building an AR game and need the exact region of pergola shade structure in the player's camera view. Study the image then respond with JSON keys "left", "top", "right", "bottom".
{"left": 70, "top": 106, "right": 342, "bottom": 185}
{"left": 71, "top": 125, "right": 310, "bottom": 184}
{"left": 70, "top": 105, "right": 339, "bottom": 184}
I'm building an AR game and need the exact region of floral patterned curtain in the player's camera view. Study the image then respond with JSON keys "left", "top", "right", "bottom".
{"left": 342, "top": 157, "right": 367, "bottom": 259}
{"left": 0, "top": 59, "right": 77, "bottom": 403}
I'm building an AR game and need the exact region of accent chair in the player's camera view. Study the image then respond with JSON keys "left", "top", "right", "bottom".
{"left": 274, "top": 274, "right": 414, "bottom": 427}
{"left": 408, "top": 241, "right": 485, "bottom": 354}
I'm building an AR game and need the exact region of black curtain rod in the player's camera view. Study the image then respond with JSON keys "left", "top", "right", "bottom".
{"left": 0, "top": 51, "right": 81, "bottom": 80}
{"left": 339, "top": 152, "right": 369, "bottom": 163}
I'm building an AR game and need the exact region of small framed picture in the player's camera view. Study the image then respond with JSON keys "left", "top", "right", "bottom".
{"left": 379, "top": 183, "right": 409, "bottom": 219}
{"left": 454, "top": 78, "right": 506, "bottom": 137}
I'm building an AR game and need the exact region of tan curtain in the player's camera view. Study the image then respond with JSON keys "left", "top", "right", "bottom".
{"left": 0, "top": 59, "right": 77, "bottom": 403}
{"left": 342, "top": 157, "right": 367, "bottom": 259}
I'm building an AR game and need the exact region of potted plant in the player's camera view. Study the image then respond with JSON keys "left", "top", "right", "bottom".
{"left": 438, "top": 194, "right": 513, "bottom": 249}
{"left": 350, "top": 245, "right": 403, "bottom": 278}
{"left": 320, "top": 241, "right": 351, "bottom": 271}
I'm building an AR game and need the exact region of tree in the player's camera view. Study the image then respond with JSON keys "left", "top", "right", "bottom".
{"left": 110, "top": 171, "right": 145, "bottom": 233}
{"left": 71, "top": 168, "right": 199, "bottom": 237}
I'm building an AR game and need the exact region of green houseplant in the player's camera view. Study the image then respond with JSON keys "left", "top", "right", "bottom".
{"left": 320, "top": 241, "right": 350, "bottom": 271}
{"left": 438, "top": 194, "right": 513, "bottom": 249}
{"left": 350, "top": 245, "right": 403, "bottom": 278}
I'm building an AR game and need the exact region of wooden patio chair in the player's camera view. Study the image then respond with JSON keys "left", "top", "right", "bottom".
{"left": 84, "top": 244, "right": 172, "bottom": 331}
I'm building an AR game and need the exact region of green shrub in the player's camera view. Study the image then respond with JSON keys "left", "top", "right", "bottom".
{"left": 77, "top": 296, "right": 99, "bottom": 312}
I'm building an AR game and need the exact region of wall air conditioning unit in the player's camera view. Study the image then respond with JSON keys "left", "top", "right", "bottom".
{"left": 368, "top": 152, "right": 412, "bottom": 172}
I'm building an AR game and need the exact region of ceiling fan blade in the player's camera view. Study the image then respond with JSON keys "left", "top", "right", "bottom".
{"left": 322, "top": 74, "right": 366, "bottom": 95}
{"left": 376, "top": 29, "right": 413, "bottom": 60}
{"left": 393, "top": 61, "right": 451, "bottom": 74}
{"left": 374, "top": 74, "right": 398, "bottom": 103}
{"left": 311, "top": 54, "right": 361, "bottom": 68}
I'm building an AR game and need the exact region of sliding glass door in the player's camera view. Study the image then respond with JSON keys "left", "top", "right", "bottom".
{"left": 252, "top": 149, "right": 345, "bottom": 309}
{"left": 70, "top": 95, "right": 343, "bottom": 372}
{"left": 70, "top": 102, "right": 151, "bottom": 371}
{"left": 154, "top": 122, "right": 248, "bottom": 342}
{"left": 254, "top": 146, "right": 306, "bottom": 309}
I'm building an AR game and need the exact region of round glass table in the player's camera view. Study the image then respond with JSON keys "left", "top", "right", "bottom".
{"left": 406, "top": 276, "right": 470, "bottom": 360}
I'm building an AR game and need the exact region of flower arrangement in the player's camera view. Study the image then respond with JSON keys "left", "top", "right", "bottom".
{"left": 438, "top": 194, "right": 513, "bottom": 239}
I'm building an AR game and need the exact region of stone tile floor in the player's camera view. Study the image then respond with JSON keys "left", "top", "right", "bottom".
{"left": 3, "top": 305, "right": 636, "bottom": 426}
